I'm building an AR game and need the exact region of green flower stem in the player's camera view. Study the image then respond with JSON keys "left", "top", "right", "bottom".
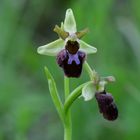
{"left": 64, "top": 77, "right": 70, "bottom": 99}
{"left": 84, "top": 61, "right": 98, "bottom": 82}
{"left": 64, "top": 82, "right": 89, "bottom": 113}
{"left": 64, "top": 77, "right": 72, "bottom": 140}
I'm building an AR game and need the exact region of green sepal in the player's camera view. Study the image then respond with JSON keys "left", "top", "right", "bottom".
{"left": 79, "top": 40, "right": 97, "bottom": 54}
{"left": 37, "top": 39, "right": 64, "bottom": 56}
{"left": 82, "top": 81, "right": 96, "bottom": 101}
{"left": 64, "top": 9, "right": 77, "bottom": 33}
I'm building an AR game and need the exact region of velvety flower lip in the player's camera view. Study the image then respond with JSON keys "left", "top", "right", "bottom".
{"left": 37, "top": 9, "right": 97, "bottom": 56}
{"left": 57, "top": 49, "right": 86, "bottom": 77}
{"left": 95, "top": 90, "right": 118, "bottom": 121}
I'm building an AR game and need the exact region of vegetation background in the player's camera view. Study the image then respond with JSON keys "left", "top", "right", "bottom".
{"left": 0, "top": 0, "right": 140, "bottom": 140}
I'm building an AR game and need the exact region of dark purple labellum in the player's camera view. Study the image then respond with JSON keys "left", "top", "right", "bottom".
{"left": 57, "top": 49, "right": 86, "bottom": 77}
{"left": 95, "top": 91, "right": 118, "bottom": 121}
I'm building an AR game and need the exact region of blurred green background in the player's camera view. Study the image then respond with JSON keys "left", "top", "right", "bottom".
{"left": 0, "top": 0, "right": 140, "bottom": 140}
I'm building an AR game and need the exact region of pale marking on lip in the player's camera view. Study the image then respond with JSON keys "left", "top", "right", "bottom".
{"left": 67, "top": 53, "right": 80, "bottom": 65}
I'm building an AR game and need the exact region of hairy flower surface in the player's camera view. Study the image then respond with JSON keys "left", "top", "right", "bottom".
{"left": 37, "top": 9, "right": 97, "bottom": 77}
{"left": 57, "top": 49, "right": 86, "bottom": 77}
{"left": 95, "top": 90, "right": 118, "bottom": 121}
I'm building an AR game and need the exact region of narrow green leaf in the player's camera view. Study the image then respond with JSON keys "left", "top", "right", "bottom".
{"left": 44, "top": 66, "right": 64, "bottom": 122}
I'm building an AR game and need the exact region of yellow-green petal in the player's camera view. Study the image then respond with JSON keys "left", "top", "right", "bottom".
{"left": 64, "top": 9, "right": 77, "bottom": 33}
{"left": 37, "top": 39, "right": 64, "bottom": 56}
{"left": 79, "top": 40, "right": 97, "bottom": 54}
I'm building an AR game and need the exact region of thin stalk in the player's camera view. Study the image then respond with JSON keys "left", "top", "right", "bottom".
{"left": 64, "top": 77, "right": 70, "bottom": 99}
{"left": 64, "top": 77, "right": 72, "bottom": 140}
{"left": 84, "top": 61, "right": 98, "bottom": 82}
{"left": 64, "top": 82, "right": 91, "bottom": 113}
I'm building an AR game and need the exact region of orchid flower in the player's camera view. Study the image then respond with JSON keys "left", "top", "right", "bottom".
{"left": 37, "top": 9, "right": 97, "bottom": 77}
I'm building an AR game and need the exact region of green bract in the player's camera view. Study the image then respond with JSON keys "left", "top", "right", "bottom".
{"left": 37, "top": 8, "right": 97, "bottom": 56}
